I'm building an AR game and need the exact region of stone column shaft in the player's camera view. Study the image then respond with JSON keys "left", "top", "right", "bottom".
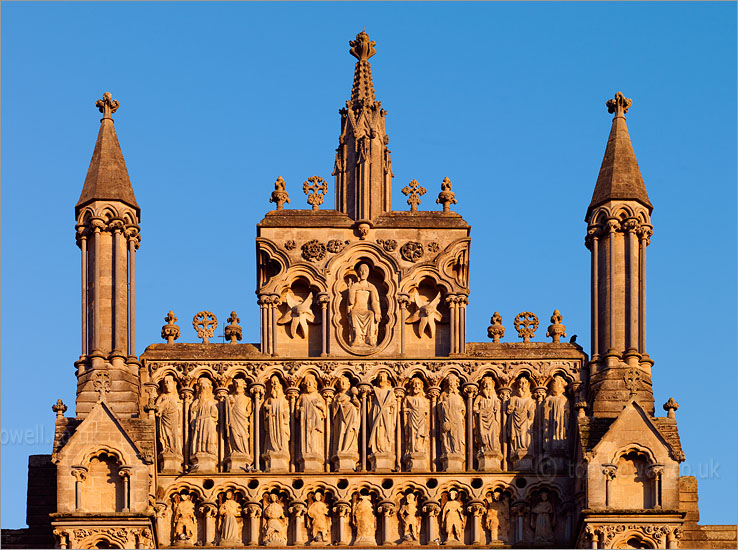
{"left": 608, "top": 222, "right": 618, "bottom": 353}
{"left": 639, "top": 232, "right": 648, "bottom": 355}
{"left": 591, "top": 234, "right": 599, "bottom": 358}
{"left": 81, "top": 235, "right": 88, "bottom": 356}
{"left": 92, "top": 226, "right": 102, "bottom": 353}
{"left": 128, "top": 238, "right": 136, "bottom": 356}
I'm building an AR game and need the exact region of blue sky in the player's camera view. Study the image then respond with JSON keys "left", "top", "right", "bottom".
{"left": 2, "top": 2, "right": 735, "bottom": 528}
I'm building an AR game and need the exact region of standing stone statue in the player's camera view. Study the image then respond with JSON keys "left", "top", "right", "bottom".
{"left": 403, "top": 377, "right": 430, "bottom": 471}
{"left": 226, "top": 378, "right": 252, "bottom": 471}
{"left": 485, "top": 492, "right": 509, "bottom": 543}
{"left": 398, "top": 492, "right": 421, "bottom": 542}
{"left": 438, "top": 373, "right": 466, "bottom": 471}
{"left": 263, "top": 494, "right": 288, "bottom": 546}
{"left": 296, "top": 373, "right": 327, "bottom": 472}
{"left": 368, "top": 372, "right": 397, "bottom": 471}
{"left": 347, "top": 263, "right": 381, "bottom": 347}
{"left": 543, "top": 376, "right": 569, "bottom": 455}
{"left": 531, "top": 492, "right": 554, "bottom": 545}
{"left": 189, "top": 377, "right": 219, "bottom": 472}
{"left": 218, "top": 490, "right": 242, "bottom": 546}
{"left": 473, "top": 377, "right": 502, "bottom": 470}
{"left": 307, "top": 492, "right": 331, "bottom": 544}
{"left": 441, "top": 489, "right": 465, "bottom": 545}
{"left": 352, "top": 494, "right": 376, "bottom": 545}
{"left": 155, "top": 375, "right": 182, "bottom": 472}
{"left": 173, "top": 493, "right": 196, "bottom": 543}
{"left": 263, "top": 376, "right": 290, "bottom": 472}
{"left": 331, "top": 375, "right": 360, "bottom": 471}
{"left": 507, "top": 377, "right": 536, "bottom": 470}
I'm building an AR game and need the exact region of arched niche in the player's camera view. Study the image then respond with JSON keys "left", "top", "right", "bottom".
{"left": 84, "top": 451, "right": 124, "bottom": 513}
{"left": 275, "top": 275, "right": 324, "bottom": 356}
{"left": 402, "top": 274, "right": 451, "bottom": 356}
{"left": 611, "top": 450, "right": 653, "bottom": 509}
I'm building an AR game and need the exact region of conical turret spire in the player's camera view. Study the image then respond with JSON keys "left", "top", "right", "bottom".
{"left": 76, "top": 92, "right": 139, "bottom": 217}
{"left": 586, "top": 92, "right": 652, "bottom": 220}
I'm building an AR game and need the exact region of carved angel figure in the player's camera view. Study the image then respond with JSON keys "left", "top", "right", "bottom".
{"left": 307, "top": 492, "right": 331, "bottom": 543}
{"left": 218, "top": 490, "right": 242, "bottom": 545}
{"left": 263, "top": 376, "right": 290, "bottom": 455}
{"left": 407, "top": 291, "right": 443, "bottom": 338}
{"left": 347, "top": 263, "right": 381, "bottom": 347}
{"left": 263, "top": 495, "right": 288, "bottom": 546}
{"left": 227, "top": 378, "right": 252, "bottom": 455}
{"left": 155, "top": 375, "right": 181, "bottom": 454}
{"left": 173, "top": 494, "right": 196, "bottom": 542}
{"left": 399, "top": 492, "right": 421, "bottom": 542}
{"left": 278, "top": 291, "right": 315, "bottom": 339}
{"left": 441, "top": 490, "right": 465, "bottom": 544}
{"left": 190, "top": 378, "right": 218, "bottom": 459}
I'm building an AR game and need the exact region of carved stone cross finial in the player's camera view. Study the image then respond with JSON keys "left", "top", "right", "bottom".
{"left": 161, "top": 311, "right": 180, "bottom": 344}
{"left": 93, "top": 371, "right": 111, "bottom": 401}
{"left": 663, "top": 397, "right": 679, "bottom": 419}
{"left": 546, "top": 309, "right": 567, "bottom": 343}
{"left": 514, "top": 311, "right": 539, "bottom": 343}
{"left": 606, "top": 91, "right": 632, "bottom": 118}
{"left": 225, "top": 311, "right": 243, "bottom": 344}
{"left": 192, "top": 311, "right": 218, "bottom": 344}
{"left": 303, "top": 176, "right": 328, "bottom": 210}
{"left": 349, "top": 31, "right": 376, "bottom": 61}
{"left": 270, "top": 177, "right": 290, "bottom": 210}
{"left": 487, "top": 312, "right": 505, "bottom": 343}
{"left": 402, "top": 179, "right": 426, "bottom": 212}
{"left": 96, "top": 92, "right": 119, "bottom": 120}
{"left": 436, "top": 177, "right": 457, "bottom": 212}
{"left": 52, "top": 398, "right": 68, "bottom": 418}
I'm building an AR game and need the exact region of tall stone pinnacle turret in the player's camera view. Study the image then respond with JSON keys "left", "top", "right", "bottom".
{"left": 333, "top": 31, "right": 394, "bottom": 221}
{"left": 74, "top": 92, "right": 141, "bottom": 417}
{"left": 585, "top": 92, "right": 655, "bottom": 417}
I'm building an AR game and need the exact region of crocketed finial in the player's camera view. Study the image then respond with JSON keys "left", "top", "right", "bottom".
{"left": 349, "top": 31, "right": 376, "bottom": 62}
{"left": 96, "top": 92, "right": 119, "bottom": 120}
{"left": 606, "top": 91, "right": 632, "bottom": 118}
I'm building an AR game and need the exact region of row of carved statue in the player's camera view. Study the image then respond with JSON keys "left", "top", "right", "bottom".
{"left": 161, "top": 487, "right": 561, "bottom": 546}
{"left": 154, "top": 371, "right": 572, "bottom": 474}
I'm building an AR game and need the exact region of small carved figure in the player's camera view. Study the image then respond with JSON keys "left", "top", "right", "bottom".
{"left": 155, "top": 375, "right": 181, "bottom": 454}
{"left": 352, "top": 495, "right": 376, "bottom": 545}
{"left": 263, "top": 376, "right": 290, "bottom": 455}
{"left": 507, "top": 377, "right": 536, "bottom": 464}
{"left": 307, "top": 492, "right": 331, "bottom": 543}
{"left": 474, "top": 377, "right": 501, "bottom": 454}
{"left": 296, "top": 373, "right": 327, "bottom": 467}
{"left": 369, "top": 372, "right": 397, "bottom": 456}
{"left": 441, "top": 490, "right": 465, "bottom": 544}
{"left": 173, "top": 494, "right": 196, "bottom": 543}
{"left": 218, "top": 491, "right": 242, "bottom": 545}
{"left": 189, "top": 378, "right": 218, "bottom": 464}
{"left": 406, "top": 291, "right": 443, "bottom": 338}
{"left": 438, "top": 374, "right": 466, "bottom": 458}
{"left": 347, "top": 263, "right": 381, "bottom": 347}
{"left": 531, "top": 492, "right": 554, "bottom": 545}
{"left": 403, "top": 378, "right": 429, "bottom": 454}
{"left": 399, "top": 492, "right": 421, "bottom": 542}
{"left": 485, "top": 492, "right": 510, "bottom": 542}
{"left": 278, "top": 292, "right": 315, "bottom": 339}
{"left": 332, "top": 376, "right": 360, "bottom": 457}
{"left": 263, "top": 494, "right": 288, "bottom": 546}
{"left": 543, "top": 376, "right": 569, "bottom": 454}
{"left": 227, "top": 379, "right": 252, "bottom": 455}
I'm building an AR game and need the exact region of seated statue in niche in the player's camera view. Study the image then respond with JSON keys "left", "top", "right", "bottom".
{"left": 438, "top": 373, "right": 466, "bottom": 471}
{"left": 347, "top": 263, "right": 381, "bottom": 347}
{"left": 352, "top": 494, "right": 376, "bottom": 545}
{"left": 403, "top": 377, "right": 430, "bottom": 471}
{"left": 507, "top": 377, "right": 536, "bottom": 470}
{"left": 331, "top": 375, "right": 360, "bottom": 471}
{"left": 189, "top": 377, "right": 218, "bottom": 472}
{"left": 441, "top": 489, "right": 465, "bottom": 545}
{"left": 368, "top": 372, "right": 397, "bottom": 471}
{"left": 399, "top": 492, "right": 421, "bottom": 542}
{"left": 218, "top": 490, "right": 242, "bottom": 546}
{"left": 296, "top": 373, "right": 327, "bottom": 472}
{"left": 307, "top": 492, "right": 331, "bottom": 544}
{"left": 155, "top": 375, "right": 182, "bottom": 472}
{"left": 531, "top": 492, "right": 554, "bottom": 545}
{"left": 543, "top": 376, "right": 569, "bottom": 456}
{"left": 172, "top": 493, "right": 196, "bottom": 544}
{"left": 263, "top": 494, "right": 288, "bottom": 546}
{"left": 226, "top": 378, "right": 252, "bottom": 471}
{"left": 474, "top": 377, "right": 502, "bottom": 470}
{"left": 262, "top": 376, "right": 290, "bottom": 472}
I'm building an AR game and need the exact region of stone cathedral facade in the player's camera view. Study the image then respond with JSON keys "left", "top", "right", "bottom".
{"left": 3, "top": 32, "right": 735, "bottom": 550}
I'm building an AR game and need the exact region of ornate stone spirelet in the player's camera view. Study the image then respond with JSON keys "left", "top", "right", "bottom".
{"left": 96, "top": 92, "right": 119, "bottom": 119}
{"left": 161, "top": 311, "right": 181, "bottom": 344}
{"left": 436, "top": 177, "right": 457, "bottom": 212}
{"left": 546, "top": 309, "right": 566, "bottom": 343}
{"left": 487, "top": 312, "right": 505, "bottom": 343}
{"left": 192, "top": 311, "right": 218, "bottom": 344}
{"left": 349, "top": 31, "right": 377, "bottom": 62}
{"left": 402, "top": 179, "right": 426, "bottom": 212}
{"left": 270, "top": 177, "right": 290, "bottom": 210}
{"left": 514, "top": 312, "right": 539, "bottom": 343}
{"left": 606, "top": 91, "right": 632, "bottom": 117}
{"left": 225, "top": 311, "right": 243, "bottom": 343}
{"left": 303, "top": 176, "right": 328, "bottom": 210}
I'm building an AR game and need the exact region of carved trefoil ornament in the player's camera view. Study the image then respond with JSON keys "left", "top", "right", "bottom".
{"left": 402, "top": 179, "right": 426, "bottom": 212}
{"left": 514, "top": 311, "right": 539, "bottom": 343}
{"left": 192, "top": 311, "right": 218, "bottom": 344}
{"left": 303, "top": 175, "right": 328, "bottom": 210}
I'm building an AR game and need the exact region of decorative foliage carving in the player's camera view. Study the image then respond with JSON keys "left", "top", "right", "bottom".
{"left": 376, "top": 238, "right": 397, "bottom": 252}
{"left": 400, "top": 241, "right": 424, "bottom": 263}
{"left": 487, "top": 312, "right": 505, "bottom": 343}
{"left": 624, "top": 367, "right": 641, "bottom": 395}
{"left": 52, "top": 398, "right": 68, "bottom": 418}
{"left": 514, "top": 312, "right": 539, "bottom": 343}
{"left": 284, "top": 240, "right": 296, "bottom": 251}
{"left": 301, "top": 240, "right": 327, "bottom": 262}
{"left": 326, "top": 239, "right": 349, "bottom": 253}
{"left": 303, "top": 176, "right": 328, "bottom": 210}
{"left": 192, "top": 311, "right": 218, "bottom": 344}
{"left": 436, "top": 177, "right": 457, "bottom": 212}
{"left": 546, "top": 309, "right": 566, "bottom": 343}
{"left": 427, "top": 241, "right": 440, "bottom": 253}
{"left": 270, "top": 176, "right": 290, "bottom": 210}
{"left": 224, "top": 311, "right": 242, "bottom": 343}
{"left": 402, "top": 179, "right": 426, "bottom": 212}
{"left": 663, "top": 397, "right": 679, "bottom": 418}
{"left": 93, "top": 371, "right": 111, "bottom": 399}
{"left": 96, "top": 92, "right": 119, "bottom": 117}
{"left": 606, "top": 91, "right": 632, "bottom": 117}
{"left": 349, "top": 30, "right": 377, "bottom": 62}
{"left": 161, "top": 310, "right": 180, "bottom": 344}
